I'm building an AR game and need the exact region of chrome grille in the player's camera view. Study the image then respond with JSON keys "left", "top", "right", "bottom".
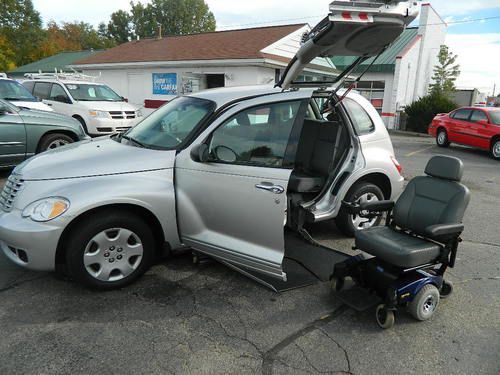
{"left": 109, "top": 111, "right": 137, "bottom": 120}
{"left": 0, "top": 174, "right": 24, "bottom": 212}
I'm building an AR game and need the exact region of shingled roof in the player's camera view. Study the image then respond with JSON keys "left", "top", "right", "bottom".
{"left": 75, "top": 24, "right": 306, "bottom": 65}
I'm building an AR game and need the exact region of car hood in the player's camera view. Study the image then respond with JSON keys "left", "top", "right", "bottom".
{"left": 76, "top": 100, "right": 139, "bottom": 112}
{"left": 11, "top": 100, "right": 53, "bottom": 112}
{"left": 17, "top": 108, "right": 84, "bottom": 134}
{"left": 15, "top": 137, "right": 176, "bottom": 181}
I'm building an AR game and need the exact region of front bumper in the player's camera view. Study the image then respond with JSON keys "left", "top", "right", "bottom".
{"left": 88, "top": 117, "right": 141, "bottom": 135}
{"left": 0, "top": 209, "right": 63, "bottom": 271}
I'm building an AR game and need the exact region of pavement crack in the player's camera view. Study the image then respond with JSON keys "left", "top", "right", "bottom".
{"left": 463, "top": 239, "right": 500, "bottom": 248}
{"left": 262, "top": 304, "right": 348, "bottom": 375}
{"left": 318, "top": 327, "right": 353, "bottom": 375}
{"left": 0, "top": 275, "right": 48, "bottom": 293}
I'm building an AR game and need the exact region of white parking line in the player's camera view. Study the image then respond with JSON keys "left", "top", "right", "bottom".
{"left": 405, "top": 145, "right": 435, "bottom": 157}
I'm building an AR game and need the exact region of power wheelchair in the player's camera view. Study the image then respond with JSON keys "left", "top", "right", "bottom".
{"left": 332, "top": 155, "right": 470, "bottom": 329}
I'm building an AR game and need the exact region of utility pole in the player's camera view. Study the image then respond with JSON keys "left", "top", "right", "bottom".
{"left": 493, "top": 83, "right": 496, "bottom": 97}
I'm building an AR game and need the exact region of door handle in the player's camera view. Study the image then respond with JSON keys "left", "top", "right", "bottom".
{"left": 255, "top": 183, "right": 285, "bottom": 194}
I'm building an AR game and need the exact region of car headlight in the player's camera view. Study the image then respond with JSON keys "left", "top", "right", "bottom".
{"left": 136, "top": 109, "right": 143, "bottom": 118}
{"left": 22, "top": 197, "right": 70, "bottom": 222}
{"left": 89, "top": 110, "right": 110, "bottom": 119}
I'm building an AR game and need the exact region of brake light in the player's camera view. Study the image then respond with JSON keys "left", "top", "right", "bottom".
{"left": 391, "top": 156, "right": 403, "bottom": 175}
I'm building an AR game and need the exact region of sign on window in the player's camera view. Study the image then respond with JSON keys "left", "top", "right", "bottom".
{"left": 153, "top": 73, "right": 177, "bottom": 95}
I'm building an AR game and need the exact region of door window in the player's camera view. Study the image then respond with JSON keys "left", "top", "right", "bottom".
{"left": 210, "top": 101, "right": 301, "bottom": 167}
{"left": 343, "top": 98, "right": 375, "bottom": 135}
{"left": 452, "top": 109, "right": 472, "bottom": 121}
{"left": 33, "top": 82, "right": 52, "bottom": 100}
{"left": 49, "top": 84, "right": 70, "bottom": 103}
{"left": 470, "top": 110, "right": 488, "bottom": 123}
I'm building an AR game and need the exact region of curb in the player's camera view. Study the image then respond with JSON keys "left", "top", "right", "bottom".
{"left": 388, "top": 130, "right": 431, "bottom": 138}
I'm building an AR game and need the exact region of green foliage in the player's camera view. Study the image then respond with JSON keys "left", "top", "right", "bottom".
{"left": 429, "top": 45, "right": 461, "bottom": 96}
{"left": 107, "top": 10, "right": 133, "bottom": 44}
{"left": 405, "top": 92, "right": 457, "bottom": 133}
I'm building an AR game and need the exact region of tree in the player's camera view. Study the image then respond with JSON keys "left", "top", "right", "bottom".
{"left": 108, "top": 10, "right": 132, "bottom": 44}
{"left": 429, "top": 45, "right": 460, "bottom": 96}
{"left": 129, "top": 0, "right": 216, "bottom": 39}
{"left": 405, "top": 92, "right": 457, "bottom": 133}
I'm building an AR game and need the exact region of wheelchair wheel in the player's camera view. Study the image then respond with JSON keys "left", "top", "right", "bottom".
{"left": 440, "top": 280, "right": 454, "bottom": 299}
{"left": 330, "top": 277, "right": 345, "bottom": 292}
{"left": 375, "top": 304, "right": 395, "bottom": 329}
{"left": 409, "top": 284, "right": 440, "bottom": 321}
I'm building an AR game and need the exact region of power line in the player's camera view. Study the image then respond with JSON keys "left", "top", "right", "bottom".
{"left": 218, "top": 14, "right": 500, "bottom": 30}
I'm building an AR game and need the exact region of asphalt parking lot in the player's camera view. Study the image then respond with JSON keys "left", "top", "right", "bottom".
{"left": 0, "top": 134, "right": 499, "bottom": 375}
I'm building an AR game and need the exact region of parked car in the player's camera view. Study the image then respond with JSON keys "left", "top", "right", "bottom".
{"left": 0, "top": 77, "right": 53, "bottom": 112}
{"left": 0, "top": 99, "right": 88, "bottom": 168}
{"left": 22, "top": 76, "right": 143, "bottom": 136}
{"left": 429, "top": 106, "right": 500, "bottom": 160}
{"left": 0, "top": 1, "right": 418, "bottom": 290}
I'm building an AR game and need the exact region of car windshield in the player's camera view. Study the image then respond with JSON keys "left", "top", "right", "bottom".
{"left": 64, "top": 83, "right": 123, "bottom": 101}
{"left": 489, "top": 110, "right": 500, "bottom": 125}
{"left": 0, "top": 79, "right": 37, "bottom": 102}
{"left": 123, "top": 96, "right": 215, "bottom": 150}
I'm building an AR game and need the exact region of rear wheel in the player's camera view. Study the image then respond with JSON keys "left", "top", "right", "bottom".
{"left": 490, "top": 138, "right": 500, "bottom": 160}
{"left": 65, "top": 210, "right": 155, "bottom": 290}
{"left": 335, "top": 182, "right": 385, "bottom": 237}
{"left": 436, "top": 129, "right": 450, "bottom": 147}
{"left": 38, "top": 133, "right": 74, "bottom": 152}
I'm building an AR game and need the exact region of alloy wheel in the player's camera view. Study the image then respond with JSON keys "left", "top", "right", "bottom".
{"left": 83, "top": 228, "right": 144, "bottom": 282}
{"left": 47, "top": 139, "right": 70, "bottom": 149}
{"left": 493, "top": 141, "right": 500, "bottom": 158}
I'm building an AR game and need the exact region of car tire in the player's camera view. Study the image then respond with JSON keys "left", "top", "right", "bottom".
{"left": 335, "top": 182, "right": 385, "bottom": 237}
{"left": 38, "top": 133, "right": 74, "bottom": 152}
{"left": 490, "top": 138, "right": 500, "bottom": 160}
{"left": 65, "top": 210, "right": 155, "bottom": 290}
{"left": 436, "top": 128, "right": 450, "bottom": 147}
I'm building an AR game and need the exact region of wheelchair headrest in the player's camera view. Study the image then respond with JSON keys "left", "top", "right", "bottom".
{"left": 425, "top": 155, "right": 464, "bottom": 182}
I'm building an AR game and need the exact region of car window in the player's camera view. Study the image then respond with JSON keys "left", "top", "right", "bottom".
{"left": 470, "top": 110, "right": 488, "bottom": 123}
{"left": 342, "top": 98, "right": 375, "bottom": 135}
{"left": 210, "top": 101, "right": 301, "bottom": 168}
{"left": 0, "top": 80, "right": 37, "bottom": 102}
{"left": 489, "top": 110, "right": 500, "bottom": 125}
{"left": 65, "top": 83, "right": 122, "bottom": 102}
{"left": 22, "top": 81, "right": 35, "bottom": 93}
{"left": 50, "top": 84, "right": 70, "bottom": 103}
{"left": 33, "top": 82, "right": 52, "bottom": 100}
{"left": 452, "top": 109, "right": 472, "bottom": 121}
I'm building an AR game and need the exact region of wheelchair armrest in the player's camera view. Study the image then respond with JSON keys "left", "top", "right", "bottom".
{"left": 359, "top": 200, "right": 395, "bottom": 213}
{"left": 424, "top": 223, "right": 464, "bottom": 238}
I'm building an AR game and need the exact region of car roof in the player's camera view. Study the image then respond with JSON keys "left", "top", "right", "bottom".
{"left": 457, "top": 106, "right": 499, "bottom": 112}
{"left": 23, "top": 79, "right": 104, "bottom": 86}
{"left": 189, "top": 85, "right": 316, "bottom": 107}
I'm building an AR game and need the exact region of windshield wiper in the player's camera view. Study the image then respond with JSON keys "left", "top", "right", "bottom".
{"left": 121, "top": 135, "right": 147, "bottom": 148}
{"left": 3, "top": 97, "right": 32, "bottom": 101}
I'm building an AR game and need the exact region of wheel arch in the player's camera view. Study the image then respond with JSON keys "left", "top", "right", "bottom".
{"left": 37, "top": 130, "right": 80, "bottom": 152}
{"left": 55, "top": 203, "right": 168, "bottom": 271}
{"left": 350, "top": 172, "right": 392, "bottom": 200}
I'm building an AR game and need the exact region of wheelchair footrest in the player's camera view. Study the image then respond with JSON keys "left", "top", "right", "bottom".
{"left": 336, "top": 286, "right": 381, "bottom": 312}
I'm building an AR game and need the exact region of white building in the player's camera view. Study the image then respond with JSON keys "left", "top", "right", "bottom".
{"left": 72, "top": 3, "right": 446, "bottom": 128}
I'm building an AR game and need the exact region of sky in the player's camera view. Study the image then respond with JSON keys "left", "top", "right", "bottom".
{"left": 32, "top": 0, "right": 500, "bottom": 95}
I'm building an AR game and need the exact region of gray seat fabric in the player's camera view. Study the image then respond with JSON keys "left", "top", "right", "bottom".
{"left": 355, "top": 155, "right": 470, "bottom": 268}
{"left": 289, "top": 119, "right": 343, "bottom": 193}
{"left": 356, "top": 226, "right": 441, "bottom": 268}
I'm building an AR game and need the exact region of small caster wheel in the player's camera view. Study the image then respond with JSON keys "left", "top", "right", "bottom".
{"left": 330, "top": 277, "right": 345, "bottom": 292}
{"left": 440, "top": 280, "right": 453, "bottom": 299}
{"left": 375, "top": 304, "right": 395, "bottom": 329}
{"left": 409, "top": 284, "right": 440, "bottom": 321}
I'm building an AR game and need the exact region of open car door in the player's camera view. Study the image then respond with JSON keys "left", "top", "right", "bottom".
{"left": 278, "top": 0, "right": 420, "bottom": 89}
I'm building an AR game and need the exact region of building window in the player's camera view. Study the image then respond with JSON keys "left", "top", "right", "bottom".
{"left": 344, "top": 80, "right": 385, "bottom": 113}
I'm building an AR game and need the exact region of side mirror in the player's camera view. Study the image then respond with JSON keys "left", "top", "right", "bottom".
{"left": 190, "top": 143, "right": 210, "bottom": 163}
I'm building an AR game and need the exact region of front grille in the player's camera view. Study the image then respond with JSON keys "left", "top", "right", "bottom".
{"left": 0, "top": 173, "right": 24, "bottom": 212}
{"left": 109, "top": 111, "right": 137, "bottom": 120}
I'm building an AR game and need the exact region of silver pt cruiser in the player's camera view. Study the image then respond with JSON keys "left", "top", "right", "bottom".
{"left": 0, "top": 1, "right": 417, "bottom": 290}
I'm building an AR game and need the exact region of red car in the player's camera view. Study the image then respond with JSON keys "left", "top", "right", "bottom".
{"left": 429, "top": 107, "right": 500, "bottom": 160}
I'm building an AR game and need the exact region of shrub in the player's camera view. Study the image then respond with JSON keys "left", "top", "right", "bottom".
{"left": 405, "top": 92, "right": 457, "bottom": 133}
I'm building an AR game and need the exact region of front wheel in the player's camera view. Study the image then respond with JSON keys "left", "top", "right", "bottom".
{"left": 65, "top": 210, "right": 155, "bottom": 290}
{"left": 408, "top": 284, "right": 440, "bottom": 321}
{"left": 38, "top": 133, "right": 74, "bottom": 152}
{"left": 375, "top": 304, "right": 395, "bottom": 329}
{"left": 490, "top": 139, "right": 500, "bottom": 160}
{"left": 436, "top": 129, "right": 450, "bottom": 148}
{"left": 335, "top": 182, "right": 385, "bottom": 237}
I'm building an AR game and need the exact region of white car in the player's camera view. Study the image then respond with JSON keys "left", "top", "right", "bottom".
{"left": 22, "top": 79, "right": 143, "bottom": 136}
{"left": 0, "top": 77, "right": 53, "bottom": 112}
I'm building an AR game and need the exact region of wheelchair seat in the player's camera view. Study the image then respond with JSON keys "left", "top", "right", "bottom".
{"left": 355, "top": 155, "right": 470, "bottom": 269}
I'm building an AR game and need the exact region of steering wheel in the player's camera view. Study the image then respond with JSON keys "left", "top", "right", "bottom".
{"left": 213, "top": 145, "right": 240, "bottom": 163}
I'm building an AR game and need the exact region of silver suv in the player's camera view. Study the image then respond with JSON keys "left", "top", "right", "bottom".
{"left": 0, "top": 1, "right": 417, "bottom": 290}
